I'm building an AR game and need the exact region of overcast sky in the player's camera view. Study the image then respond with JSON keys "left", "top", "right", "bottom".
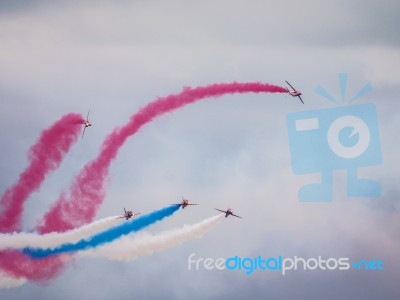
{"left": 0, "top": 0, "right": 399, "bottom": 299}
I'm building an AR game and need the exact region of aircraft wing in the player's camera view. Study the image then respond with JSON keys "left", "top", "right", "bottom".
{"left": 214, "top": 208, "right": 227, "bottom": 213}
{"left": 187, "top": 204, "right": 198, "bottom": 206}
{"left": 81, "top": 126, "right": 86, "bottom": 138}
{"left": 298, "top": 95, "right": 304, "bottom": 104}
{"left": 231, "top": 213, "right": 242, "bottom": 218}
{"left": 285, "top": 80, "right": 296, "bottom": 91}
{"left": 87, "top": 109, "right": 90, "bottom": 120}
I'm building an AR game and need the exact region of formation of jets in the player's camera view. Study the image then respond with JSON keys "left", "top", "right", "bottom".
{"left": 119, "top": 197, "right": 242, "bottom": 221}
{"left": 85, "top": 81, "right": 303, "bottom": 221}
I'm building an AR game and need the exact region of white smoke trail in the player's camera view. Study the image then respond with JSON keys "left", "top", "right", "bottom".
{"left": 0, "top": 215, "right": 221, "bottom": 288}
{"left": 0, "top": 271, "right": 26, "bottom": 289}
{"left": 0, "top": 216, "right": 121, "bottom": 289}
{"left": 0, "top": 216, "right": 122, "bottom": 250}
{"left": 78, "top": 215, "right": 223, "bottom": 261}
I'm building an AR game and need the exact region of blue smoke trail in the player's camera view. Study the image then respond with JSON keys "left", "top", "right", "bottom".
{"left": 23, "top": 205, "right": 180, "bottom": 258}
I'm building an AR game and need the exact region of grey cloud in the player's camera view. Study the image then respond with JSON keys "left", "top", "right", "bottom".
{"left": 0, "top": 0, "right": 399, "bottom": 299}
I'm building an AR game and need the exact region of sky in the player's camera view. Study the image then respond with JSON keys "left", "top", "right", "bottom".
{"left": 0, "top": 0, "right": 399, "bottom": 299}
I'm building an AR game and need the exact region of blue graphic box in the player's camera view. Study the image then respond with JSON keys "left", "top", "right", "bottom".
{"left": 287, "top": 103, "right": 382, "bottom": 174}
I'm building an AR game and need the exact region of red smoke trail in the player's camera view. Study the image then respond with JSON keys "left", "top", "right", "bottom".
{"left": 0, "top": 113, "right": 82, "bottom": 283}
{"left": 0, "top": 113, "right": 83, "bottom": 233}
{"left": 0, "top": 82, "right": 286, "bottom": 282}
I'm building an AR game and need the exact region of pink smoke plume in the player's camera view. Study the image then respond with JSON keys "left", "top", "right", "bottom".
{"left": 0, "top": 113, "right": 83, "bottom": 233}
{"left": 0, "top": 82, "right": 287, "bottom": 282}
{"left": 0, "top": 251, "right": 63, "bottom": 282}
